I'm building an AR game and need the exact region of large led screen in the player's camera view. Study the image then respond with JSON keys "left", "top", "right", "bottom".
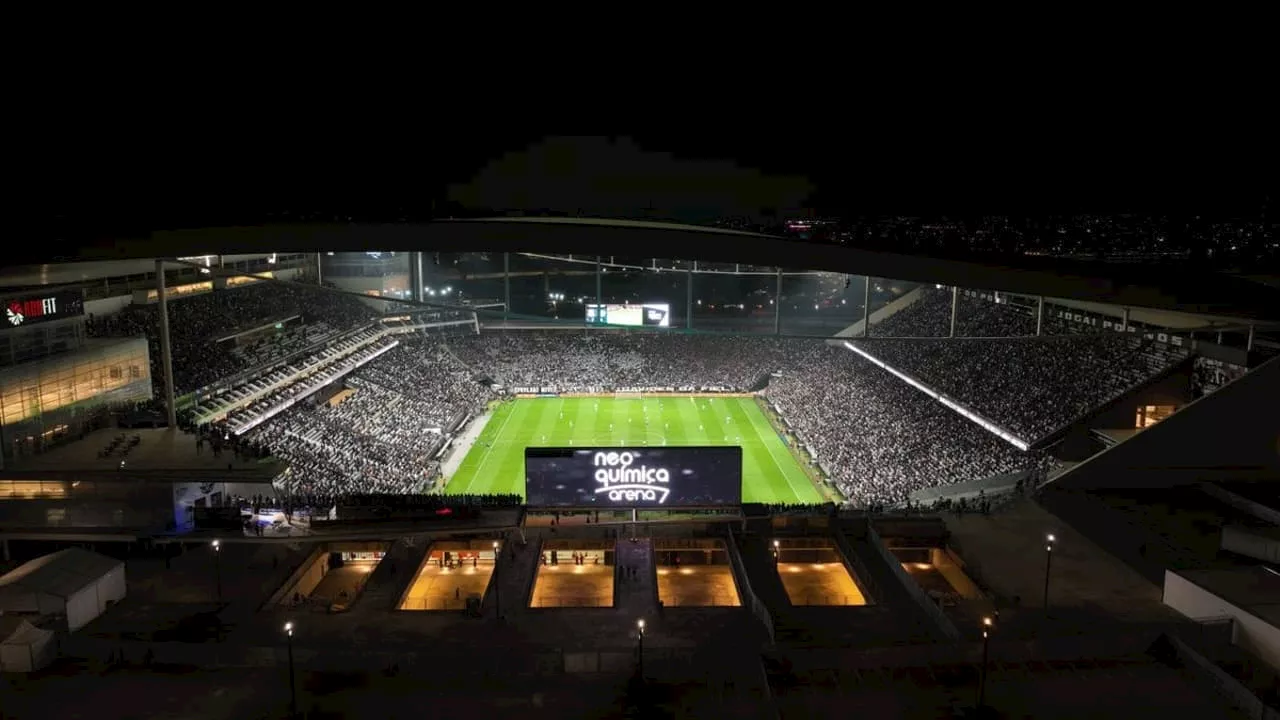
{"left": 586, "top": 303, "right": 670, "bottom": 327}
{"left": 525, "top": 446, "right": 742, "bottom": 507}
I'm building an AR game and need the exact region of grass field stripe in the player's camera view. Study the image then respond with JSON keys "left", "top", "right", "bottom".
{"left": 461, "top": 400, "right": 520, "bottom": 494}
{"left": 742, "top": 399, "right": 810, "bottom": 503}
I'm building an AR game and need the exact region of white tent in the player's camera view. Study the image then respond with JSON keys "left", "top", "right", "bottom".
{"left": 0, "top": 616, "right": 55, "bottom": 672}
{"left": 0, "top": 548, "right": 126, "bottom": 632}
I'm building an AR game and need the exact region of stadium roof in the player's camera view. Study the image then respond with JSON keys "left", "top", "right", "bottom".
{"left": 32, "top": 218, "right": 1280, "bottom": 320}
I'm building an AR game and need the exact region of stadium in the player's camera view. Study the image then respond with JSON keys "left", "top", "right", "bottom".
{"left": 0, "top": 218, "right": 1277, "bottom": 719}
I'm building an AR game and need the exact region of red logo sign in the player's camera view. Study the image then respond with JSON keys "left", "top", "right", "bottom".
{"left": 5, "top": 297, "right": 59, "bottom": 327}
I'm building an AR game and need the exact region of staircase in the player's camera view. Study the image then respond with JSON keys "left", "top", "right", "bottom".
{"left": 614, "top": 536, "right": 657, "bottom": 616}
{"left": 839, "top": 527, "right": 948, "bottom": 642}
{"left": 484, "top": 532, "right": 542, "bottom": 618}
{"left": 356, "top": 536, "right": 431, "bottom": 612}
{"left": 733, "top": 534, "right": 796, "bottom": 639}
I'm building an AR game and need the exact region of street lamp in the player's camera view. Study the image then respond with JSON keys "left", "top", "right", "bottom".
{"left": 772, "top": 539, "right": 780, "bottom": 565}
{"left": 636, "top": 619, "right": 646, "bottom": 678}
{"left": 284, "top": 621, "right": 297, "bottom": 719}
{"left": 1044, "top": 533, "right": 1056, "bottom": 616}
{"left": 977, "top": 615, "right": 994, "bottom": 709}
{"left": 492, "top": 541, "right": 501, "bottom": 619}
{"left": 211, "top": 539, "right": 222, "bottom": 603}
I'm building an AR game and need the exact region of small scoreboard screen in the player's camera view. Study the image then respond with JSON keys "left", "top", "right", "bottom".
{"left": 525, "top": 446, "right": 742, "bottom": 507}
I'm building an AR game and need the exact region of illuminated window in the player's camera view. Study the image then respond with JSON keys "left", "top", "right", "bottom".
{"left": 1135, "top": 405, "right": 1176, "bottom": 429}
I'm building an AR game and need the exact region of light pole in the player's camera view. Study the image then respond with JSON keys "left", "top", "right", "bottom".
{"left": 1043, "top": 534, "right": 1056, "bottom": 616}
{"left": 284, "top": 621, "right": 297, "bottom": 719}
{"left": 772, "top": 539, "right": 780, "bottom": 565}
{"left": 211, "top": 539, "right": 222, "bottom": 603}
{"left": 636, "top": 619, "right": 645, "bottom": 679}
{"left": 977, "top": 615, "right": 994, "bottom": 710}
{"left": 492, "top": 541, "right": 501, "bottom": 619}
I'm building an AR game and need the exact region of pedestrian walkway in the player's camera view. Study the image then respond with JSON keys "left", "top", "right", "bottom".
{"left": 614, "top": 537, "right": 656, "bottom": 617}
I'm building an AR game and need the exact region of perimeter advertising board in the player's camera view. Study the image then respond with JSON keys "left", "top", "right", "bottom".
{"left": 525, "top": 446, "right": 742, "bottom": 507}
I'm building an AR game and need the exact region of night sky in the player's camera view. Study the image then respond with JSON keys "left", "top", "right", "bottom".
{"left": 27, "top": 112, "right": 1276, "bottom": 261}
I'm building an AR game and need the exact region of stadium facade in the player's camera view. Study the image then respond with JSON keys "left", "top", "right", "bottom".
{"left": 0, "top": 220, "right": 1277, "bottom": 718}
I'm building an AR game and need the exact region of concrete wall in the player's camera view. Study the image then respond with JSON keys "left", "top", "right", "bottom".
{"left": 84, "top": 295, "right": 133, "bottom": 317}
{"left": 832, "top": 286, "right": 923, "bottom": 338}
{"left": 1163, "top": 570, "right": 1280, "bottom": 670}
{"left": 1221, "top": 526, "right": 1280, "bottom": 564}
{"left": 1056, "top": 356, "right": 1280, "bottom": 490}
{"left": 284, "top": 549, "right": 330, "bottom": 602}
{"left": 931, "top": 548, "right": 984, "bottom": 600}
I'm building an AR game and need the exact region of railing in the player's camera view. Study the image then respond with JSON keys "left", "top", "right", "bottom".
{"left": 726, "top": 525, "right": 775, "bottom": 643}
{"left": 400, "top": 597, "right": 470, "bottom": 611}
{"left": 782, "top": 593, "right": 866, "bottom": 606}
{"left": 528, "top": 595, "right": 614, "bottom": 608}
{"left": 655, "top": 591, "right": 742, "bottom": 608}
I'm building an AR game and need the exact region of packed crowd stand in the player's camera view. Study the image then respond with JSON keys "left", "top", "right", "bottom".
{"left": 217, "top": 490, "right": 521, "bottom": 519}
{"left": 199, "top": 329, "right": 395, "bottom": 432}
{"left": 858, "top": 335, "right": 1184, "bottom": 443}
{"left": 149, "top": 311, "right": 1182, "bottom": 509}
{"left": 446, "top": 332, "right": 798, "bottom": 391}
{"left": 239, "top": 340, "right": 490, "bottom": 496}
{"left": 869, "top": 286, "right": 1085, "bottom": 338}
{"left": 85, "top": 281, "right": 381, "bottom": 395}
{"left": 763, "top": 344, "right": 1032, "bottom": 506}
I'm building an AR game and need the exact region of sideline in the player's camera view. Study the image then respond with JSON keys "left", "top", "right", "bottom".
{"left": 753, "top": 397, "right": 842, "bottom": 503}
{"left": 440, "top": 408, "right": 495, "bottom": 481}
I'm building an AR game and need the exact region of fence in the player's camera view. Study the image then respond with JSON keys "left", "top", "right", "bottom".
{"left": 784, "top": 593, "right": 866, "bottom": 607}
{"left": 399, "top": 597, "right": 471, "bottom": 611}
{"left": 726, "top": 525, "right": 775, "bottom": 643}
{"left": 529, "top": 595, "right": 615, "bottom": 608}
{"left": 865, "top": 524, "right": 960, "bottom": 641}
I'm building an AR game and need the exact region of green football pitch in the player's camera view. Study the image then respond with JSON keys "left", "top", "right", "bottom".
{"left": 445, "top": 396, "right": 825, "bottom": 504}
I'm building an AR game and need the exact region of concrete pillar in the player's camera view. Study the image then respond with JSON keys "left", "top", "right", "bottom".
{"left": 503, "top": 253, "right": 510, "bottom": 325}
{"left": 543, "top": 272, "right": 550, "bottom": 299}
{"left": 863, "top": 276, "right": 872, "bottom": 338}
{"left": 774, "top": 268, "right": 783, "bottom": 336}
{"left": 315, "top": 252, "right": 322, "bottom": 285}
{"left": 1036, "top": 296, "right": 1045, "bottom": 336}
{"left": 686, "top": 268, "right": 694, "bottom": 330}
{"left": 950, "top": 286, "right": 959, "bottom": 338}
{"left": 595, "top": 256, "right": 603, "bottom": 323}
{"left": 414, "top": 252, "right": 426, "bottom": 302}
{"left": 155, "top": 260, "right": 178, "bottom": 428}
{"left": 1246, "top": 324, "right": 1255, "bottom": 352}
{"left": 1121, "top": 308, "right": 1130, "bottom": 333}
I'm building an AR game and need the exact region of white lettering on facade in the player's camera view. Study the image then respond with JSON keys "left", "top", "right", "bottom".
{"left": 592, "top": 451, "right": 671, "bottom": 504}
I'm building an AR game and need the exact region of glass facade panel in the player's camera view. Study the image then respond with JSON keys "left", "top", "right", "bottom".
{"left": 779, "top": 270, "right": 862, "bottom": 337}
{"left": 690, "top": 268, "right": 776, "bottom": 335}
{"left": 0, "top": 337, "right": 152, "bottom": 460}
